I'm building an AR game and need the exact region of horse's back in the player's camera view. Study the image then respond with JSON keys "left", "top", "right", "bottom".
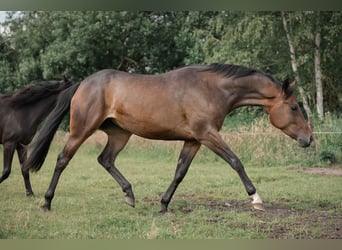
{"left": 71, "top": 68, "right": 208, "bottom": 140}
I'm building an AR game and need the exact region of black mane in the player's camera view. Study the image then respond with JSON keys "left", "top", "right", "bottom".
{"left": 2, "top": 79, "right": 71, "bottom": 108}
{"left": 203, "top": 63, "right": 278, "bottom": 84}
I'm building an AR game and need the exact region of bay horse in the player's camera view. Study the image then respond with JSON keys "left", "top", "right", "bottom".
{"left": 0, "top": 78, "right": 73, "bottom": 196}
{"left": 24, "top": 64, "right": 314, "bottom": 212}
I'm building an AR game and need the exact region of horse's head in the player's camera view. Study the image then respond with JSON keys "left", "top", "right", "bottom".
{"left": 268, "top": 78, "right": 314, "bottom": 148}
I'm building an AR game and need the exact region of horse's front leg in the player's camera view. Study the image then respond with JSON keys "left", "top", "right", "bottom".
{"left": 199, "top": 129, "right": 265, "bottom": 211}
{"left": 0, "top": 142, "right": 16, "bottom": 184}
{"left": 160, "top": 140, "right": 201, "bottom": 214}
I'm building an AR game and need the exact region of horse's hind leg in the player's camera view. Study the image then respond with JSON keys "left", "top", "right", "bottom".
{"left": 16, "top": 144, "right": 34, "bottom": 196}
{"left": 97, "top": 127, "right": 134, "bottom": 207}
{"left": 41, "top": 132, "right": 92, "bottom": 211}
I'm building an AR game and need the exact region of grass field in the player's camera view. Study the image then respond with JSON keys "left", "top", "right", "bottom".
{"left": 0, "top": 116, "right": 341, "bottom": 239}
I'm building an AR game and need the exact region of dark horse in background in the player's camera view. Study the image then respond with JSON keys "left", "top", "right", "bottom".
{"left": 24, "top": 64, "right": 314, "bottom": 213}
{"left": 0, "top": 78, "right": 73, "bottom": 196}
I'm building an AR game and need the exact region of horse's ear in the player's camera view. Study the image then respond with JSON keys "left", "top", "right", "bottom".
{"left": 63, "top": 75, "right": 68, "bottom": 82}
{"left": 63, "top": 75, "right": 72, "bottom": 85}
{"left": 282, "top": 77, "right": 295, "bottom": 98}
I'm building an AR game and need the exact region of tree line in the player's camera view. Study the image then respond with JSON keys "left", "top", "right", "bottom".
{"left": 0, "top": 11, "right": 341, "bottom": 120}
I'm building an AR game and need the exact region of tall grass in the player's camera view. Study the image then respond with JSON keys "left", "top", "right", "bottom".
{"left": 220, "top": 113, "right": 342, "bottom": 168}
{"left": 69, "top": 113, "right": 340, "bottom": 169}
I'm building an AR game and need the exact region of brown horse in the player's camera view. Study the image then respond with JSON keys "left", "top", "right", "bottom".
{"left": 0, "top": 78, "right": 73, "bottom": 196}
{"left": 24, "top": 64, "right": 313, "bottom": 212}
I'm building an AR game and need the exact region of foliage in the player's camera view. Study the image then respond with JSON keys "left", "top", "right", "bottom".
{"left": 184, "top": 11, "right": 342, "bottom": 114}
{"left": 0, "top": 11, "right": 190, "bottom": 83}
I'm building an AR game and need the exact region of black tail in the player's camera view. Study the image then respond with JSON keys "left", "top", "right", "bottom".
{"left": 24, "top": 82, "right": 80, "bottom": 172}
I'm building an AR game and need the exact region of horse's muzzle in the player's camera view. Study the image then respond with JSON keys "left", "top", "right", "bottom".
{"left": 298, "top": 134, "right": 315, "bottom": 148}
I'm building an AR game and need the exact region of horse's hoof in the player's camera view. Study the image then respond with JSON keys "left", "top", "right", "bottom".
{"left": 158, "top": 209, "right": 167, "bottom": 216}
{"left": 250, "top": 192, "right": 265, "bottom": 211}
{"left": 40, "top": 204, "right": 51, "bottom": 212}
{"left": 26, "top": 192, "right": 35, "bottom": 197}
{"left": 125, "top": 196, "right": 135, "bottom": 208}
{"left": 252, "top": 203, "right": 265, "bottom": 212}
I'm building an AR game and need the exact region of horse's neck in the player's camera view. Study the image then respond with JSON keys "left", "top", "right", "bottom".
{"left": 224, "top": 76, "right": 279, "bottom": 111}
{"left": 20, "top": 95, "right": 58, "bottom": 129}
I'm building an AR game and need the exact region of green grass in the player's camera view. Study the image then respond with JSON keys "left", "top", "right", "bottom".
{"left": 0, "top": 115, "right": 341, "bottom": 239}
{"left": 1, "top": 138, "right": 341, "bottom": 238}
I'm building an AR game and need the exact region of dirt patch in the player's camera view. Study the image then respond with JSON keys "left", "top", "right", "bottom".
{"left": 203, "top": 199, "right": 341, "bottom": 239}
{"left": 142, "top": 195, "right": 341, "bottom": 239}
{"left": 251, "top": 204, "right": 341, "bottom": 239}
{"left": 300, "top": 167, "right": 342, "bottom": 176}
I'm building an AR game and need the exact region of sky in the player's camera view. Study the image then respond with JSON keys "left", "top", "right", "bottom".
{"left": 0, "top": 11, "right": 7, "bottom": 23}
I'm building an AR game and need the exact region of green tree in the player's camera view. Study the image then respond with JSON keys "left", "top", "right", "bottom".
{"left": 1, "top": 11, "right": 341, "bottom": 115}
{"left": 0, "top": 30, "right": 18, "bottom": 92}
{"left": 2, "top": 11, "right": 191, "bottom": 83}
{"left": 320, "top": 12, "right": 342, "bottom": 114}
{"left": 184, "top": 12, "right": 292, "bottom": 78}
{"left": 185, "top": 11, "right": 342, "bottom": 116}
{"left": 281, "top": 11, "right": 342, "bottom": 119}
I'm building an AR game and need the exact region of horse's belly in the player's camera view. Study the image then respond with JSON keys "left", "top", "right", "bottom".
{"left": 114, "top": 115, "right": 193, "bottom": 141}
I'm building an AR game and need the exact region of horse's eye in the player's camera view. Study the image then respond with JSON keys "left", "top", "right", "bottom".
{"left": 291, "top": 104, "right": 298, "bottom": 111}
